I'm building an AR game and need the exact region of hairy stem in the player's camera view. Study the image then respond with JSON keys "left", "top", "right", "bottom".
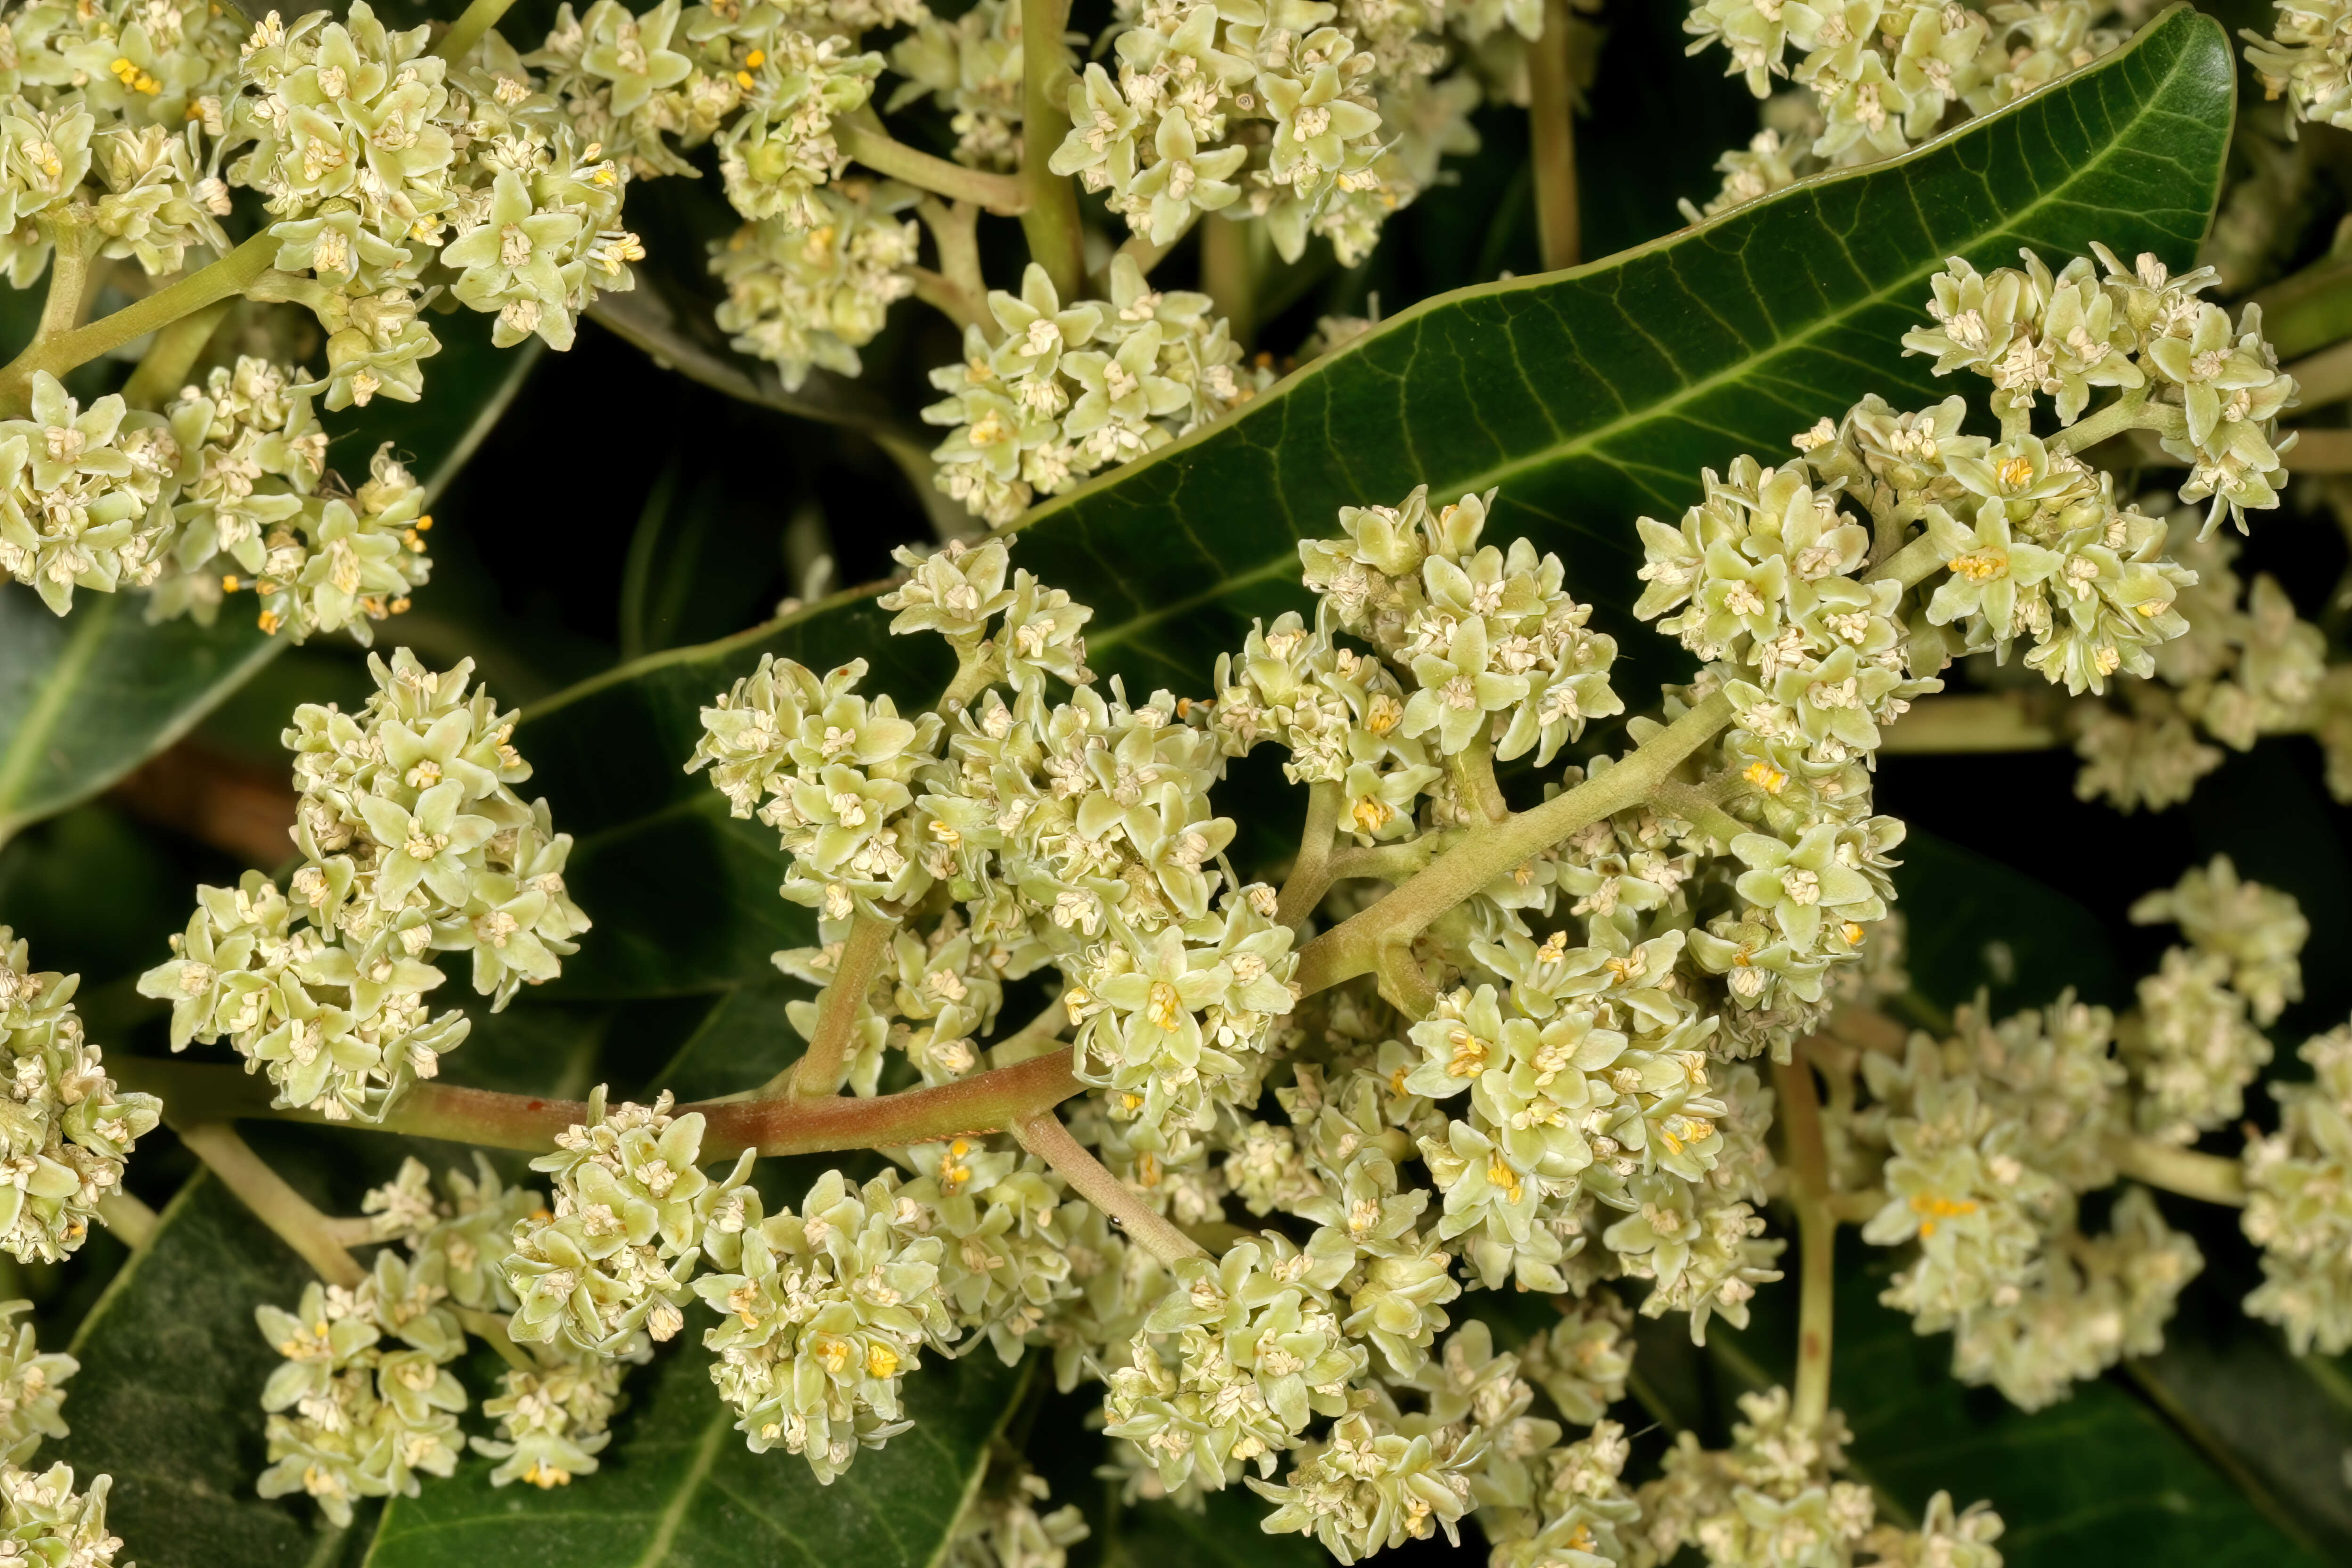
{"left": 116, "top": 1047, "right": 1086, "bottom": 1161}
{"left": 1018, "top": 0, "right": 1086, "bottom": 300}
{"left": 776, "top": 912, "right": 898, "bottom": 1097}
{"left": 31, "top": 222, "right": 99, "bottom": 347}
{"left": 1012, "top": 1107, "right": 1206, "bottom": 1265}
{"left": 0, "top": 230, "right": 278, "bottom": 412}
{"left": 1446, "top": 738, "right": 1509, "bottom": 825}
{"left": 179, "top": 1122, "right": 365, "bottom": 1288}
{"left": 1294, "top": 693, "right": 1733, "bottom": 995}
{"left": 1650, "top": 776, "right": 1746, "bottom": 848}
{"left": 1276, "top": 781, "right": 1344, "bottom": 928}
{"left": 120, "top": 298, "right": 233, "bottom": 410}
{"left": 839, "top": 119, "right": 1026, "bottom": 213}
{"left": 1773, "top": 1053, "right": 1837, "bottom": 1432}
{"left": 95, "top": 1190, "right": 158, "bottom": 1249}
{"left": 1873, "top": 691, "right": 2061, "bottom": 754}
{"left": 1526, "top": 0, "right": 1580, "bottom": 271}
{"left": 433, "top": 0, "right": 518, "bottom": 59}
{"left": 2104, "top": 1133, "right": 2247, "bottom": 1207}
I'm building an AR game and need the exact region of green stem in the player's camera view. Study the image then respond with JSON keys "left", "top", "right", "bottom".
{"left": 433, "top": 0, "right": 517, "bottom": 59}
{"left": 1446, "top": 738, "right": 1509, "bottom": 825}
{"left": 933, "top": 644, "right": 1003, "bottom": 717}
{"left": 1324, "top": 831, "right": 1458, "bottom": 888}
{"left": 916, "top": 196, "right": 987, "bottom": 304}
{"left": 1275, "top": 780, "right": 1344, "bottom": 928}
{"left": 839, "top": 119, "right": 1026, "bottom": 214}
{"left": 2248, "top": 251, "right": 2352, "bottom": 362}
{"left": 1201, "top": 217, "right": 1256, "bottom": 350}
{"left": 1650, "top": 777, "right": 1746, "bottom": 848}
{"left": 120, "top": 298, "right": 232, "bottom": 410}
{"left": 453, "top": 1307, "right": 534, "bottom": 1372}
{"left": 0, "top": 230, "right": 277, "bottom": 412}
{"left": 777, "top": 912, "right": 898, "bottom": 1098}
{"left": 2045, "top": 386, "right": 2150, "bottom": 457}
{"left": 117, "top": 1046, "right": 1086, "bottom": 1161}
{"left": 1773, "top": 1053, "right": 1836, "bottom": 1432}
{"left": 31, "top": 222, "right": 99, "bottom": 347}
{"left": 1863, "top": 532, "right": 1944, "bottom": 590}
{"left": 179, "top": 1122, "right": 365, "bottom": 1288}
{"left": 1292, "top": 693, "right": 1733, "bottom": 996}
{"left": 2286, "top": 337, "right": 2352, "bottom": 410}
{"left": 1875, "top": 692, "right": 2061, "bottom": 754}
{"left": 94, "top": 1190, "right": 158, "bottom": 1249}
{"left": 1018, "top": 0, "right": 1085, "bottom": 301}
{"left": 1012, "top": 1107, "right": 1206, "bottom": 1266}
{"left": 1526, "top": 0, "right": 1580, "bottom": 271}
{"left": 2104, "top": 1133, "right": 2246, "bottom": 1207}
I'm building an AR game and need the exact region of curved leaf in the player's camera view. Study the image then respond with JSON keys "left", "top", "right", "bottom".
{"left": 1013, "top": 2, "right": 2232, "bottom": 690}
{"left": 0, "top": 308, "right": 542, "bottom": 847}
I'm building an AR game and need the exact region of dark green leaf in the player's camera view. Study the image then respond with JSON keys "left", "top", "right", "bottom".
{"left": 1891, "top": 828, "right": 2125, "bottom": 1021}
{"left": 1100, "top": 1492, "right": 1330, "bottom": 1568}
{"left": 1017, "top": 4, "right": 2234, "bottom": 694}
{"left": 0, "top": 307, "right": 542, "bottom": 846}
{"left": 364, "top": 1339, "right": 1025, "bottom": 1568}
{"left": 49, "top": 1171, "right": 346, "bottom": 1568}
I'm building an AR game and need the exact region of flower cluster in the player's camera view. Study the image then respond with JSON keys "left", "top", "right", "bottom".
{"left": 923, "top": 258, "right": 1265, "bottom": 526}
{"left": 888, "top": 0, "right": 1025, "bottom": 170}
{"left": 139, "top": 650, "right": 589, "bottom": 1120}
{"left": 365, "top": 1155, "right": 643, "bottom": 1490}
{"left": 1903, "top": 246, "right": 2298, "bottom": 535}
{"left": 692, "top": 1164, "right": 947, "bottom": 1481}
{"left": 0, "top": 932, "right": 158, "bottom": 1264}
{"left": 2244, "top": 0, "right": 2352, "bottom": 132}
{"left": 2120, "top": 856, "right": 2305, "bottom": 1143}
{"left": 939, "top": 1458, "right": 1091, "bottom": 1568}
{"left": 0, "top": 354, "right": 434, "bottom": 641}
{"left": 710, "top": 178, "right": 920, "bottom": 390}
{"left": 2064, "top": 504, "right": 2346, "bottom": 812}
{"left": 1681, "top": 0, "right": 2131, "bottom": 218}
{"left": 0, "top": 1303, "right": 73, "bottom": 1464}
{"left": 0, "top": 0, "right": 242, "bottom": 286}
{"left": 0, "top": 1464, "right": 124, "bottom": 1568}
{"left": 1049, "top": 0, "right": 1493, "bottom": 265}
{"left": 226, "top": 3, "right": 643, "bottom": 372}
{"left": 254, "top": 1251, "right": 472, "bottom": 1524}
{"left": 2244, "top": 1025, "right": 2352, "bottom": 1354}
{"left": 1817, "top": 978, "right": 2201, "bottom": 1410}
{"left": 507, "top": 1089, "right": 750, "bottom": 1356}
{"left": 1636, "top": 1385, "right": 2004, "bottom": 1568}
